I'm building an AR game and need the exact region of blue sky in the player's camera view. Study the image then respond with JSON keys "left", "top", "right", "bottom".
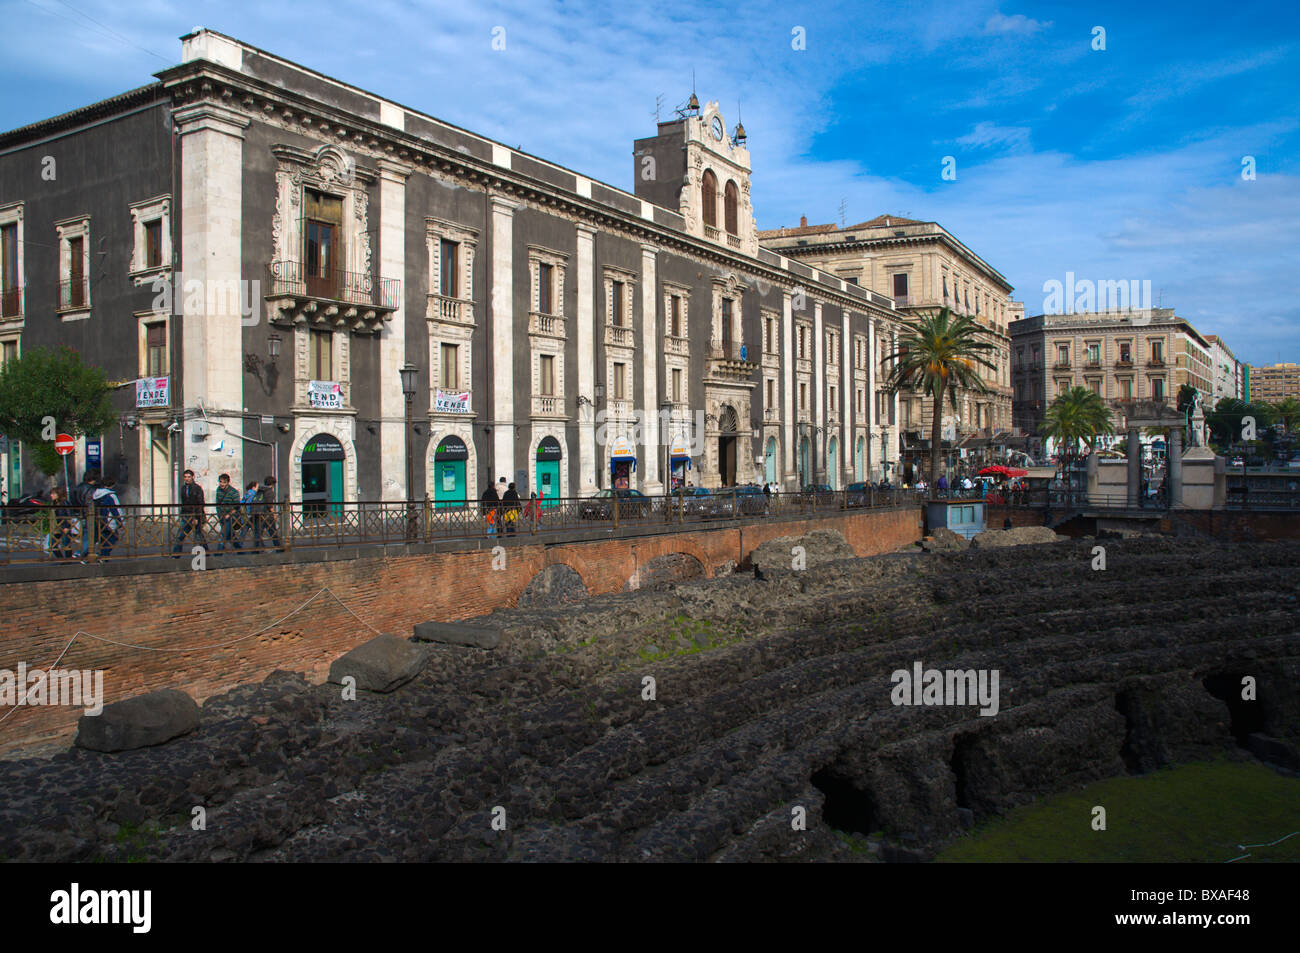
{"left": 3, "top": 0, "right": 1297, "bottom": 366}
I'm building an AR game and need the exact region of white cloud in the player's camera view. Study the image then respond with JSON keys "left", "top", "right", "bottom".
{"left": 984, "top": 12, "right": 1053, "bottom": 36}
{"left": 955, "top": 121, "right": 1032, "bottom": 150}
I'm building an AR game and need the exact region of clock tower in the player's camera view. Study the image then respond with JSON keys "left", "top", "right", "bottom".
{"left": 633, "top": 97, "right": 757, "bottom": 254}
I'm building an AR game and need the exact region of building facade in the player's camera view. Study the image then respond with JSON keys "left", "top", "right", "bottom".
{"left": 0, "top": 30, "right": 909, "bottom": 505}
{"left": 1248, "top": 362, "right": 1300, "bottom": 404}
{"left": 1204, "top": 335, "right": 1244, "bottom": 404}
{"left": 1010, "top": 308, "right": 1213, "bottom": 439}
{"left": 757, "top": 214, "right": 1016, "bottom": 476}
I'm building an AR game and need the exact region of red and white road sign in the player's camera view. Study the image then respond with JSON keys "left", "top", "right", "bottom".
{"left": 54, "top": 433, "right": 75, "bottom": 456}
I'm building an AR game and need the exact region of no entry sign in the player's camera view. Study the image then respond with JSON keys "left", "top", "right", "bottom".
{"left": 55, "top": 433, "right": 75, "bottom": 456}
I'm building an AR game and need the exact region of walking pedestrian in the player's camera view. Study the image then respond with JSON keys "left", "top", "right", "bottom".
{"left": 480, "top": 481, "right": 499, "bottom": 536}
{"left": 41, "top": 489, "right": 74, "bottom": 559}
{"left": 937, "top": 474, "right": 948, "bottom": 498}
{"left": 502, "top": 481, "right": 520, "bottom": 535}
{"left": 240, "top": 481, "right": 260, "bottom": 550}
{"left": 91, "top": 479, "right": 123, "bottom": 559}
{"left": 256, "top": 477, "right": 283, "bottom": 551}
{"left": 72, "top": 469, "right": 99, "bottom": 559}
{"left": 171, "top": 468, "right": 206, "bottom": 555}
{"left": 522, "top": 490, "right": 541, "bottom": 528}
{"left": 214, "top": 473, "right": 242, "bottom": 553}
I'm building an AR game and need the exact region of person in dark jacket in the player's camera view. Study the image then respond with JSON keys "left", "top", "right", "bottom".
{"left": 480, "top": 482, "right": 499, "bottom": 537}
{"left": 214, "top": 473, "right": 242, "bottom": 553}
{"left": 92, "top": 479, "right": 123, "bottom": 559}
{"left": 502, "top": 481, "right": 521, "bottom": 535}
{"left": 255, "top": 476, "right": 283, "bottom": 552}
{"left": 239, "top": 480, "right": 259, "bottom": 549}
{"left": 72, "top": 469, "right": 99, "bottom": 559}
{"left": 172, "top": 468, "right": 206, "bottom": 555}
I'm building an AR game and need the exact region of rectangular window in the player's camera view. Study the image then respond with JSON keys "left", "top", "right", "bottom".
{"left": 673, "top": 367, "right": 683, "bottom": 402}
{"left": 892, "top": 273, "right": 908, "bottom": 298}
{"left": 766, "top": 378, "right": 775, "bottom": 409}
{"left": 612, "top": 281, "right": 625, "bottom": 325}
{"left": 799, "top": 381, "right": 807, "bottom": 412}
{"left": 1152, "top": 378, "right": 1165, "bottom": 401}
{"left": 829, "top": 386, "right": 837, "bottom": 413}
{"left": 440, "top": 239, "right": 458, "bottom": 298}
{"left": 144, "top": 220, "right": 163, "bottom": 269}
{"left": 1057, "top": 345, "right": 1070, "bottom": 365}
{"left": 722, "top": 298, "right": 733, "bottom": 349}
{"left": 1, "top": 224, "right": 18, "bottom": 316}
{"left": 671, "top": 296, "right": 682, "bottom": 337}
{"left": 1, "top": 340, "right": 16, "bottom": 365}
{"left": 1151, "top": 340, "right": 1163, "bottom": 362}
{"left": 537, "top": 262, "right": 553, "bottom": 314}
{"left": 1087, "top": 343, "right": 1100, "bottom": 364}
{"left": 539, "top": 354, "right": 555, "bottom": 396}
{"left": 440, "top": 343, "right": 459, "bottom": 389}
{"left": 68, "top": 236, "right": 85, "bottom": 308}
{"left": 146, "top": 322, "right": 167, "bottom": 376}
{"left": 305, "top": 189, "right": 342, "bottom": 298}
{"left": 1120, "top": 378, "right": 1132, "bottom": 399}
{"left": 309, "top": 329, "right": 332, "bottom": 381}
{"left": 613, "top": 361, "right": 627, "bottom": 399}
{"left": 845, "top": 276, "right": 858, "bottom": 285}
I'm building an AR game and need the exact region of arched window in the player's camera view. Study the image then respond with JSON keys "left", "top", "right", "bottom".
{"left": 724, "top": 180, "right": 739, "bottom": 235}
{"left": 701, "top": 169, "right": 718, "bottom": 228}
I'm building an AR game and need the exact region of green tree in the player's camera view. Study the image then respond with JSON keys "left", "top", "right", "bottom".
{"left": 1273, "top": 396, "right": 1300, "bottom": 434}
{"left": 0, "top": 346, "right": 118, "bottom": 477}
{"left": 1040, "top": 386, "right": 1115, "bottom": 479}
{"left": 883, "top": 308, "right": 996, "bottom": 485}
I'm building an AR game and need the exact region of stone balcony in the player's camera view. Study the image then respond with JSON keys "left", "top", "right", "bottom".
{"left": 531, "top": 394, "right": 565, "bottom": 418}
{"left": 529, "top": 311, "right": 565, "bottom": 339}
{"left": 664, "top": 334, "right": 691, "bottom": 357}
{"left": 605, "top": 323, "right": 634, "bottom": 349}
{"left": 427, "top": 293, "right": 474, "bottom": 326}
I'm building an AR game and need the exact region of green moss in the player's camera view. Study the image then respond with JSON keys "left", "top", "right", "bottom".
{"left": 938, "top": 760, "right": 1300, "bottom": 863}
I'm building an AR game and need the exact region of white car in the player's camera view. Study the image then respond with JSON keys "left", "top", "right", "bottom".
{"left": 1230, "top": 457, "right": 1244, "bottom": 467}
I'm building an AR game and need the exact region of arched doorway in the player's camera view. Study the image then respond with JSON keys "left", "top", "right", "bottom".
{"left": 433, "top": 435, "right": 469, "bottom": 508}
{"left": 301, "top": 433, "right": 345, "bottom": 517}
{"left": 827, "top": 437, "right": 839, "bottom": 490}
{"left": 799, "top": 436, "right": 811, "bottom": 489}
{"left": 855, "top": 436, "right": 865, "bottom": 481}
{"left": 764, "top": 436, "right": 777, "bottom": 484}
{"left": 718, "top": 405, "right": 738, "bottom": 486}
{"left": 535, "top": 435, "right": 562, "bottom": 507}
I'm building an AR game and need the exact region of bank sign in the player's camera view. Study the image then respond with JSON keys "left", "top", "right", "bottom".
{"left": 435, "top": 389, "right": 471, "bottom": 414}
{"left": 136, "top": 377, "right": 169, "bottom": 408}
{"left": 308, "top": 380, "right": 344, "bottom": 410}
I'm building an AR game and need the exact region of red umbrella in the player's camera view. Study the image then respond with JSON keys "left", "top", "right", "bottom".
{"left": 978, "top": 465, "right": 1029, "bottom": 479}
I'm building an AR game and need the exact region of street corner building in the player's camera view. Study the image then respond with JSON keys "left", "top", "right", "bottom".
{"left": 0, "top": 28, "right": 1012, "bottom": 508}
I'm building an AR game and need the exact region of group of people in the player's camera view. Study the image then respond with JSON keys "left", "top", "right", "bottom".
{"left": 35, "top": 468, "right": 284, "bottom": 561}
{"left": 479, "top": 478, "right": 542, "bottom": 536}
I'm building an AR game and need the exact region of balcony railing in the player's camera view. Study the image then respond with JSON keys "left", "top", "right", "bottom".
{"left": 269, "top": 260, "right": 400, "bottom": 310}
{"left": 893, "top": 295, "right": 912, "bottom": 308}
{"left": 712, "top": 341, "right": 752, "bottom": 363}
{"left": 429, "top": 293, "right": 473, "bottom": 325}
{"left": 1147, "top": 357, "right": 1165, "bottom": 367}
{"left": 704, "top": 225, "right": 721, "bottom": 241}
{"left": 529, "top": 311, "right": 565, "bottom": 338}
{"left": 664, "top": 335, "right": 690, "bottom": 356}
{"left": 726, "top": 234, "right": 741, "bottom": 250}
{"left": 532, "top": 394, "right": 562, "bottom": 417}
{"left": 1053, "top": 361, "right": 1072, "bottom": 370}
{"left": 0, "top": 286, "right": 20, "bottom": 318}
{"left": 607, "top": 397, "right": 632, "bottom": 418}
{"left": 606, "top": 323, "right": 634, "bottom": 348}
{"left": 58, "top": 277, "right": 88, "bottom": 311}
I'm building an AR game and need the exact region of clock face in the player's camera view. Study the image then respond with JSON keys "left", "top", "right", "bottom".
{"left": 711, "top": 116, "right": 724, "bottom": 141}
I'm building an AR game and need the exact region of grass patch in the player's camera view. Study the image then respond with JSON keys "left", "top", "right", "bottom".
{"left": 938, "top": 759, "right": 1300, "bottom": 863}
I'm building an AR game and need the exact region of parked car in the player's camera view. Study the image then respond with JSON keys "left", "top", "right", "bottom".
{"left": 1229, "top": 457, "right": 1244, "bottom": 467}
{"left": 705, "top": 484, "right": 768, "bottom": 518}
{"left": 801, "top": 483, "right": 836, "bottom": 505}
{"left": 679, "top": 486, "right": 713, "bottom": 517}
{"left": 578, "top": 488, "right": 653, "bottom": 520}
{"left": 845, "top": 482, "right": 872, "bottom": 507}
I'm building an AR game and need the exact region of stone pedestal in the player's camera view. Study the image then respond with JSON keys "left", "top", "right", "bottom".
{"left": 1180, "top": 447, "right": 1218, "bottom": 509}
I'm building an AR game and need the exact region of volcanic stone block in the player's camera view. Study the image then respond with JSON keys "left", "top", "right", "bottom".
{"left": 970, "top": 526, "right": 1061, "bottom": 549}
{"left": 412, "top": 620, "right": 502, "bottom": 650}
{"left": 75, "top": 688, "right": 200, "bottom": 753}
{"left": 329, "top": 634, "right": 429, "bottom": 692}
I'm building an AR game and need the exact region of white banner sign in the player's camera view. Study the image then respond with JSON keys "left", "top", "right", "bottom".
{"left": 435, "top": 389, "right": 471, "bottom": 414}
{"left": 136, "top": 377, "right": 169, "bottom": 408}
{"left": 308, "top": 380, "right": 344, "bottom": 409}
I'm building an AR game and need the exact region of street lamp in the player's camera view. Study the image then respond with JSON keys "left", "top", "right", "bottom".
{"left": 399, "top": 363, "right": 418, "bottom": 540}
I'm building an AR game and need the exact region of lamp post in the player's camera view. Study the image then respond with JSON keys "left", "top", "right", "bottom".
{"left": 661, "top": 398, "right": 673, "bottom": 521}
{"left": 399, "top": 363, "right": 418, "bottom": 541}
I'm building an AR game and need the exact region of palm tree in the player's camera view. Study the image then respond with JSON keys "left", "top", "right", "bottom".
{"left": 1274, "top": 396, "right": 1300, "bottom": 435}
{"left": 1040, "top": 386, "right": 1115, "bottom": 484}
{"left": 883, "top": 308, "right": 996, "bottom": 486}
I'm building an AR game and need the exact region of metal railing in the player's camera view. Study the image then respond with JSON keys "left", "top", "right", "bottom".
{"left": 0, "top": 490, "right": 915, "bottom": 567}
{"left": 268, "top": 260, "right": 401, "bottom": 310}
{"left": 0, "top": 285, "right": 20, "bottom": 318}
{"left": 57, "top": 277, "right": 88, "bottom": 311}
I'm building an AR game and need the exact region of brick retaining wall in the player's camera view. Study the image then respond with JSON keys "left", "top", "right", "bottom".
{"left": 0, "top": 507, "right": 921, "bottom": 756}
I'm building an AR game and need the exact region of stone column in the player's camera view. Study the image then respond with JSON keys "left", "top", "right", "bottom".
{"left": 841, "top": 309, "right": 851, "bottom": 483}
{"left": 782, "top": 289, "right": 795, "bottom": 486}
{"left": 575, "top": 224, "right": 598, "bottom": 494}
{"left": 489, "top": 194, "right": 518, "bottom": 483}
{"left": 1168, "top": 427, "right": 1183, "bottom": 508}
{"left": 639, "top": 243, "right": 661, "bottom": 493}
{"left": 867, "top": 319, "right": 876, "bottom": 479}
{"left": 1126, "top": 426, "right": 1141, "bottom": 507}
{"left": 377, "top": 158, "right": 410, "bottom": 501}
{"left": 174, "top": 102, "right": 249, "bottom": 493}
{"left": 813, "top": 300, "right": 824, "bottom": 482}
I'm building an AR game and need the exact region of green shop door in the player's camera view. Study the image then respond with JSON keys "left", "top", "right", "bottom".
{"left": 536, "top": 435, "right": 562, "bottom": 507}
{"left": 433, "top": 435, "right": 469, "bottom": 508}
{"left": 301, "top": 433, "right": 346, "bottom": 518}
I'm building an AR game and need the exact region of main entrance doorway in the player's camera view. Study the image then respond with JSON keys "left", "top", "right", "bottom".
{"left": 718, "top": 405, "right": 738, "bottom": 486}
{"left": 301, "top": 433, "right": 345, "bottom": 517}
{"left": 764, "top": 436, "right": 777, "bottom": 484}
